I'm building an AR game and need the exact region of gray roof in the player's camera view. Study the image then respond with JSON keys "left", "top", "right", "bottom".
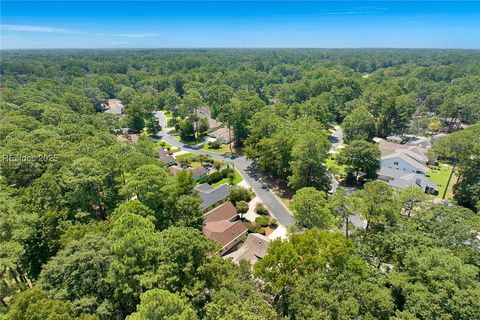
{"left": 406, "top": 137, "right": 432, "bottom": 149}
{"left": 382, "top": 152, "right": 429, "bottom": 173}
{"left": 156, "top": 148, "right": 176, "bottom": 164}
{"left": 194, "top": 183, "right": 231, "bottom": 209}
{"left": 379, "top": 166, "right": 436, "bottom": 191}
{"left": 386, "top": 135, "right": 405, "bottom": 143}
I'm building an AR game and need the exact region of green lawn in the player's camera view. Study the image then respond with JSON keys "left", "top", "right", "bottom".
{"left": 155, "top": 141, "right": 171, "bottom": 149}
{"left": 326, "top": 154, "right": 347, "bottom": 176}
{"left": 189, "top": 161, "right": 202, "bottom": 168}
{"left": 174, "top": 136, "right": 205, "bottom": 146}
{"left": 428, "top": 163, "right": 455, "bottom": 200}
{"left": 202, "top": 143, "right": 232, "bottom": 154}
{"left": 175, "top": 153, "right": 197, "bottom": 160}
{"left": 211, "top": 169, "right": 243, "bottom": 187}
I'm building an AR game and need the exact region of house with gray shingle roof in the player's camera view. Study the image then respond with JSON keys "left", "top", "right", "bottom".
{"left": 194, "top": 183, "right": 230, "bottom": 209}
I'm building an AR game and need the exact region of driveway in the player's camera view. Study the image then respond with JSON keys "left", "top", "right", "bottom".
{"left": 329, "top": 125, "right": 343, "bottom": 152}
{"left": 155, "top": 111, "right": 295, "bottom": 227}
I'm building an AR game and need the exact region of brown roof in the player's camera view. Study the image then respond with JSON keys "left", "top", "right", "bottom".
{"left": 191, "top": 165, "right": 207, "bottom": 178}
{"left": 223, "top": 233, "right": 271, "bottom": 264}
{"left": 204, "top": 202, "right": 237, "bottom": 223}
{"left": 169, "top": 165, "right": 207, "bottom": 178}
{"left": 203, "top": 220, "right": 247, "bottom": 247}
{"left": 243, "top": 233, "right": 270, "bottom": 258}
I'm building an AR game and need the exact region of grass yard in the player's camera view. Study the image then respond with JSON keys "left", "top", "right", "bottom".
{"left": 155, "top": 141, "right": 171, "bottom": 149}
{"left": 211, "top": 169, "right": 243, "bottom": 187}
{"left": 326, "top": 154, "right": 347, "bottom": 176}
{"left": 189, "top": 161, "right": 202, "bottom": 168}
{"left": 175, "top": 152, "right": 197, "bottom": 160}
{"left": 174, "top": 136, "right": 205, "bottom": 146}
{"left": 428, "top": 163, "right": 455, "bottom": 200}
{"left": 202, "top": 143, "right": 232, "bottom": 154}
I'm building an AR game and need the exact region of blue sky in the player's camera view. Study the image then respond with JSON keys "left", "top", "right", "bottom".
{"left": 1, "top": 1, "right": 479, "bottom": 49}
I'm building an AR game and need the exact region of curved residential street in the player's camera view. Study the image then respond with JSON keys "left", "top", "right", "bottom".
{"left": 155, "top": 111, "right": 295, "bottom": 227}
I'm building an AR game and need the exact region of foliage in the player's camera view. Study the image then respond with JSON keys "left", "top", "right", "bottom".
{"left": 291, "top": 187, "right": 336, "bottom": 230}
{"left": 338, "top": 140, "right": 381, "bottom": 182}
{"left": 228, "top": 186, "right": 254, "bottom": 205}
{"left": 126, "top": 289, "right": 198, "bottom": 320}
{"left": 255, "top": 202, "right": 269, "bottom": 215}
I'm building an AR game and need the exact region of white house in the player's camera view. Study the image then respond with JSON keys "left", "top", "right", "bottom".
{"left": 381, "top": 152, "right": 429, "bottom": 175}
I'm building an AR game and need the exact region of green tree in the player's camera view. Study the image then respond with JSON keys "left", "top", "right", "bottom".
{"left": 124, "top": 104, "right": 145, "bottom": 133}
{"left": 353, "top": 181, "right": 397, "bottom": 230}
{"left": 4, "top": 288, "right": 98, "bottom": 320}
{"left": 288, "top": 131, "right": 330, "bottom": 191}
{"left": 120, "top": 164, "right": 172, "bottom": 217}
{"left": 126, "top": 289, "right": 198, "bottom": 320}
{"left": 38, "top": 234, "right": 114, "bottom": 317}
{"left": 342, "top": 106, "right": 376, "bottom": 143}
{"left": 291, "top": 187, "right": 335, "bottom": 230}
{"left": 338, "top": 140, "right": 380, "bottom": 182}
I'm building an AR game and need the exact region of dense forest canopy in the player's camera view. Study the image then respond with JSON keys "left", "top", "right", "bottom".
{"left": 1, "top": 49, "right": 479, "bottom": 319}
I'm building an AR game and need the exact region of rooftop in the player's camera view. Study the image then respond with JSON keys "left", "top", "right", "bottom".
{"left": 194, "top": 183, "right": 231, "bottom": 209}
{"left": 204, "top": 202, "right": 238, "bottom": 223}
{"left": 224, "top": 233, "right": 271, "bottom": 264}
{"left": 203, "top": 220, "right": 247, "bottom": 247}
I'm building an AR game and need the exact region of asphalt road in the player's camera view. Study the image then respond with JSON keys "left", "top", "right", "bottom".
{"left": 155, "top": 111, "right": 295, "bottom": 227}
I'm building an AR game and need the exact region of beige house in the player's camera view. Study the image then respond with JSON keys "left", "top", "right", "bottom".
{"left": 224, "top": 233, "right": 271, "bottom": 265}
{"left": 202, "top": 202, "right": 247, "bottom": 255}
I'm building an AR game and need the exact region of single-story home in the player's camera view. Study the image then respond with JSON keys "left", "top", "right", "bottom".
{"left": 156, "top": 148, "right": 176, "bottom": 165}
{"left": 381, "top": 152, "right": 429, "bottom": 175}
{"left": 202, "top": 202, "right": 247, "bottom": 255}
{"left": 223, "top": 233, "right": 271, "bottom": 264}
{"left": 204, "top": 202, "right": 238, "bottom": 223}
{"left": 209, "top": 127, "right": 232, "bottom": 144}
{"left": 197, "top": 106, "right": 223, "bottom": 133}
{"left": 194, "top": 183, "right": 231, "bottom": 209}
{"left": 169, "top": 165, "right": 208, "bottom": 181}
{"left": 104, "top": 99, "right": 125, "bottom": 118}
{"left": 376, "top": 137, "right": 434, "bottom": 165}
{"left": 116, "top": 133, "right": 140, "bottom": 143}
{"left": 386, "top": 135, "right": 407, "bottom": 144}
{"left": 378, "top": 167, "right": 437, "bottom": 194}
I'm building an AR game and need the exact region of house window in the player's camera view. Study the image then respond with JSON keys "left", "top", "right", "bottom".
{"left": 394, "top": 161, "right": 399, "bottom": 165}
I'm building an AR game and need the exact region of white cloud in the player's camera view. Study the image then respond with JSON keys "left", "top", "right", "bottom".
{"left": 0, "top": 24, "right": 80, "bottom": 33}
{"left": 112, "top": 32, "right": 159, "bottom": 38}
{"left": 1, "top": 24, "right": 158, "bottom": 40}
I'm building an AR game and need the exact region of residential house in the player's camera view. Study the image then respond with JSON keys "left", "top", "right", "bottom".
{"left": 209, "top": 127, "right": 233, "bottom": 144}
{"left": 381, "top": 152, "right": 429, "bottom": 175}
{"left": 202, "top": 202, "right": 247, "bottom": 255}
{"left": 204, "top": 202, "right": 238, "bottom": 223}
{"left": 378, "top": 167, "right": 437, "bottom": 194}
{"left": 194, "top": 183, "right": 231, "bottom": 209}
{"left": 169, "top": 165, "right": 208, "bottom": 181}
{"left": 103, "top": 99, "right": 125, "bottom": 118}
{"left": 156, "top": 148, "right": 176, "bottom": 165}
{"left": 197, "top": 106, "right": 222, "bottom": 133}
{"left": 224, "top": 233, "right": 270, "bottom": 264}
{"left": 386, "top": 135, "right": 406, "bottom": 144}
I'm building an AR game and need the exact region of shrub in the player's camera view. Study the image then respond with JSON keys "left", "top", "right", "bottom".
{"left": 208, "top": 140, "right": 221, "bottom": 149}
{"left": 206, "top": 171, "right": 224, "bottom": 184}
{"left": 236, "top": 201, "right": 249, "bottom": 214}
{"left": 268, "top": 218, "right": 277, "bottom": 227}
{"left": 229, "top": 186, "right": 254, "bottom": 205}
{"left": 258, "top": 228, "right": 266, "bottom": 235}
{"left": 255, "top": 203, "right": 269, "bottom": 215}
{"left": 255, "top": 217, "right": 269, "bottom": 227}
{"left": 220, "top": 167, "right": 234, "bottom": 178}
{"left": 244, "top": 221, "right": 259, "bottom": 233}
